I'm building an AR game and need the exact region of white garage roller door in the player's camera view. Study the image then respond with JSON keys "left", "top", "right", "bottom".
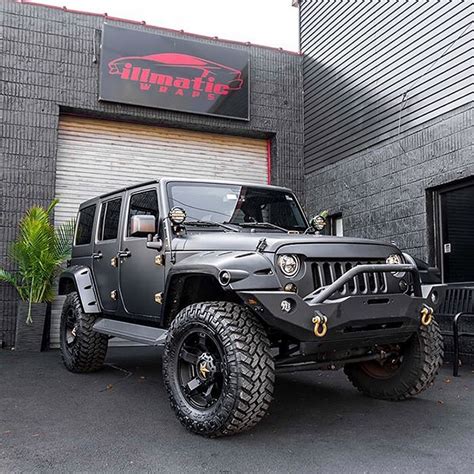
{"left": 50, "top": 116, "right": 269, "bottom": 347}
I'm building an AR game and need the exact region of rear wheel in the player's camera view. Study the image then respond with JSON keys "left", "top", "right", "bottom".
{"left": 344, "top": 319, "right": 443, "bottom": 400}
{"left": 163, "top": 301, "right": 275, "bottom": 437}
{"left": 60, "top": 291, "right": 108, "bottom": 373}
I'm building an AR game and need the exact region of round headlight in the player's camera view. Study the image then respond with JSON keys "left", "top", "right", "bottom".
{"left": 386, "top": 254, "right": 405, "bottom": 278}
{"left": 386, "top": 254, "right": 403, "bottom": 265}
{"left": 277, "top": 254, "right": 300, "bottom": 277}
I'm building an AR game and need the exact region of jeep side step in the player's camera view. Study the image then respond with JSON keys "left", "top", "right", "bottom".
{"left": 93, "top": 318, "right": 168, "bottom": 346}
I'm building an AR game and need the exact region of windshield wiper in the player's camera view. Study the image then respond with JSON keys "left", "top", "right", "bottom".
{"left": 237, "top": 222, "right": 289, "bottom": 233}
{"left": 186, "top": 220, "right": 240, "bottom": 232}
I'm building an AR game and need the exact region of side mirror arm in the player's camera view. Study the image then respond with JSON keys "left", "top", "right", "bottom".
{"left": 146, "top": 234, "right": 163, "bottom": 251}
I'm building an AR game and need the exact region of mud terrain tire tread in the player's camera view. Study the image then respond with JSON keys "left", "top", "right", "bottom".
{"left": 163, "top": 301, "right": 275, "bottom": 437}
{"left": 60, "top": 291, "right": 108, "bottom": 373}
{"left": 344, "top": 319, "right": 443, "bottom": 400}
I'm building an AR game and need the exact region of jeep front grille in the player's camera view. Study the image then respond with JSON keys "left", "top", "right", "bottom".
{"left": 311, "top": 260, "right": 388, "bottom": 298}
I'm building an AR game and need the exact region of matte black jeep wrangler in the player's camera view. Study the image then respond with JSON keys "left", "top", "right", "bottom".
{"left": 59, "top": 178, "right": 443, "bottom": 437}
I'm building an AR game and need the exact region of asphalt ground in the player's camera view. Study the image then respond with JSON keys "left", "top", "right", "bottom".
{"left": 1, "top": 347, "right": 473, "bottom": 473}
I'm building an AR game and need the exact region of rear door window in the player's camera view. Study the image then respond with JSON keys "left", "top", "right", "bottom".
{"left": 75, "top": 205, "right": 96, "bottom": 245}
{"left": 97, "top": 198, "right": 122, "bottom": 241}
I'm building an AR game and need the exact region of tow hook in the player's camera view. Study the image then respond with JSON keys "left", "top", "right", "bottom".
{"left": 312, "top": 312, "right": 328, "bottom": 337}
{"left": 420, "top": 304, "right": 434, "bottom": 326}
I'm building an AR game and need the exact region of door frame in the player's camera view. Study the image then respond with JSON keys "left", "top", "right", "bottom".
{"left": 428, "top": 177, "right": 474, "bottom": 284}
{"left": 118, "top": 184, "right": 165, "bottom": 320}
{"left": 92, "top": 192, "right": 126, "bottom": 313}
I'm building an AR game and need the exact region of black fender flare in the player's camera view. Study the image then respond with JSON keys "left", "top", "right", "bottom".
{"left": 161, "top": 251, "right": 281, "bottom": 324}
{"left": 58, "top": 265, "right": 100, "bottom": 314}
{"left": 166, "top": 251, "right": 280, "bottom": 292}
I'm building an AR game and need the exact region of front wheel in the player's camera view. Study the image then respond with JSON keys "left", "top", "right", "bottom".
{"left": 162, "top": 301, "right": 275, "bottom": 437}
{"left": 344, "top": 319, "right": 444, "bottom": 400}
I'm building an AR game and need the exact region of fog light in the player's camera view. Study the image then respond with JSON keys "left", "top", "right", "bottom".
{"left": 399, "top": 279, "right": 409, "bottom": 292}
{"left": 284, "top": 283, "right": 298, "bottom": 293}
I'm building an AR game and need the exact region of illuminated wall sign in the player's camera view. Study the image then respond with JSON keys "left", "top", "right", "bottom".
{"left": 99, "top": 25, "right": 250, "bottom": 120}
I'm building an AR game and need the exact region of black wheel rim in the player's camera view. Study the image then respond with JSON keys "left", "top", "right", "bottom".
{"left": 177, "top": 327, "right": 224, "bottom": 410}
{"left": 64, "top": 307, "right": 78, "bottom": 349}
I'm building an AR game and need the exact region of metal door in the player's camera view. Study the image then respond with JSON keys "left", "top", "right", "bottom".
{"left": 92, "top": 195, "right": 124, "bottom": 313}
{"left": 119, "top": 188, "right": 166, "bottom": 318}
{"left": 440, "top": 182, "right": 474, "bottom": 283}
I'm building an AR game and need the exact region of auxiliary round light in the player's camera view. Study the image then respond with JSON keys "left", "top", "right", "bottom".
{"left": 311, "top": 215, "right": 327, "bottom": 232}
{"left": 277, "top": 254, "right": 300, "bottom": 277}
{"left": 168, "top": 207, "right": 186, "bottom": 225}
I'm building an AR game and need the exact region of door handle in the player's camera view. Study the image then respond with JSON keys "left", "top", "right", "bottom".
{"left": 117, "top": 249, "right": 131, "bottom": 259}
{"left": 92, "top": 251, "right": 103, "bottom": 260}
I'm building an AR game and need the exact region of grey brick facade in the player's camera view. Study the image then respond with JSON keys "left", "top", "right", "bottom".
{"left": 305, "top": 103, "right": 474, "bottom": 360}
{"left": 0, "top": 1, "right": 303, "bottom": 347}
{"left": 305, "top": 104, "right": 473, "bottom": 258}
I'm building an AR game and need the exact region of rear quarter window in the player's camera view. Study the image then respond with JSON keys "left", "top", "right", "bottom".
{"left": 75, "top": 205, "right": 96, "bottom": 245}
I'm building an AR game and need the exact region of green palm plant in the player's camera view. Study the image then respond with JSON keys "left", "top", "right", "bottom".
{"left": 0, "top": 199, "right": 75, "bottom": 324}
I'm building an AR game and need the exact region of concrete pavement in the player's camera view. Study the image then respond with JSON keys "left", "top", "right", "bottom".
{"left": 1, "top": 347, "right": 473, "bottom": 473}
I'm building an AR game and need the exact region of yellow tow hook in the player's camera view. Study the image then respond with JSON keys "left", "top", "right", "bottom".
{"left": 312, "top": 312, "right": 328, "bottom": 338}
{"left": 420, "top": 304, "right": 434, "bottom": 326}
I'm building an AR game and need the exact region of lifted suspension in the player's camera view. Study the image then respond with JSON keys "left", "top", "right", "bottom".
{"left": 275, "top": 351, "right": 397, "bottom": 374}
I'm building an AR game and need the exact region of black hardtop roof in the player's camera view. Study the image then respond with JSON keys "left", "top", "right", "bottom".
{"left": 79, "top": 177, "right": 293, "bottom": 209}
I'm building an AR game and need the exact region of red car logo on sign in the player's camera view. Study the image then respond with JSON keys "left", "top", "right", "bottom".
{"left": 108, "top": 53, "right": 244, "bottom": 101}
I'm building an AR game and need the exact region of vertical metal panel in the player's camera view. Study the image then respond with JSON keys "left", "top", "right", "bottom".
{"left": 300, "top": 0, "right": 473, "bottom": 172}
{"left": 50, "top": 116, "right": 268, "bottom": 347}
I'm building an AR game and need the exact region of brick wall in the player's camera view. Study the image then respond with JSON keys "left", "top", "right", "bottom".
{"left": 0, "top": 0, "right": 304, "bottom": 347}
{"left": 305, "top": 104, "right": 473, "bottom": 259}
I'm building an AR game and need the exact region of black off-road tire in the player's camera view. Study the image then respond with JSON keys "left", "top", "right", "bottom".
{"left": 344, "top": 319, "right": 444, "bottom": 400}
{"left": 163, "top": 301, "right": 275, "bottom": 437}
{"left": 60, "top": 291, "right": 108, "bottom": 373}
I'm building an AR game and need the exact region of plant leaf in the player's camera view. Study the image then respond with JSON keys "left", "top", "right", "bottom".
{"left": 3, "top": 199, "right": 72, "bottom": 307}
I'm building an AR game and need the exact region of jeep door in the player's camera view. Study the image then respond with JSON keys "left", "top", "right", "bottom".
{"left": 118, "top": 187, "right": 165, "bottom": 319}
{"left": 92, "top": 194, "right": 124, "bottom": 313}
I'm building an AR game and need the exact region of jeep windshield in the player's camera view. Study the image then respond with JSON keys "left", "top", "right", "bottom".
{"left": 167, "top": 182, "right": 308, "bottom": 232}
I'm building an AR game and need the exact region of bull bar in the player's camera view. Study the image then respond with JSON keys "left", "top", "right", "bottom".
{"left": 239, "top": 263, "right": 434, "bottom": 350}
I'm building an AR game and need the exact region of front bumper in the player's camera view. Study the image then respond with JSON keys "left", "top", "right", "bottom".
{"left": 238, "top": 263, "right": 439, "bottom": 353}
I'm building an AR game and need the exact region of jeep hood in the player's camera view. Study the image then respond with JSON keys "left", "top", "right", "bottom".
{"left": 173, "top": 232, "right": 400, "bottom": 259}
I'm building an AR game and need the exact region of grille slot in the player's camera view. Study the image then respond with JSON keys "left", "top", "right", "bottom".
{"left": 311, "top": 260, "right": 388, "bottom": 298}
